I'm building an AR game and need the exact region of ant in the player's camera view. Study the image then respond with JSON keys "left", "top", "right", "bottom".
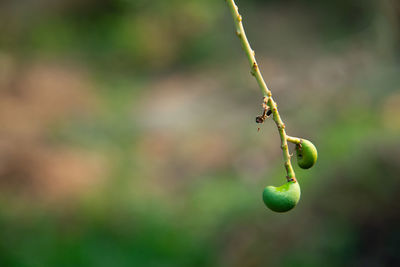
{"left": 256, "top": 107, "right": 272, "bottom": 131}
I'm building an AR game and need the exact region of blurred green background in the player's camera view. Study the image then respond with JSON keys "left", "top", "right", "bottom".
{"left": 0, "top": 0, "right": 400, "bottom": 266}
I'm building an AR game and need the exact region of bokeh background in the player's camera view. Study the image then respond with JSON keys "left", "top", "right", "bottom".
{"left": 1, "top": 0, "right": 400, "bottom": 266}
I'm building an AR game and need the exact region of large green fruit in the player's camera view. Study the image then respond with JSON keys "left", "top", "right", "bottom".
{"left": 296, "top": 139, "right": 318, "bottom": 169}
{"left": 262, "top": 181, "right": 301, "bottom": 212}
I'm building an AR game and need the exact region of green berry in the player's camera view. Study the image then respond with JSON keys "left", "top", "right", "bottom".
{"left": 296, "top": 139, "right": 318, "bottom": 169}
{"left": 262, "top": 181, "right": 301, "bottom": 212}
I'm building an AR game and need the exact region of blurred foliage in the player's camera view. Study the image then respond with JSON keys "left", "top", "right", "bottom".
{"left": 0, "top": 0, "right": 400, "bottom": 266}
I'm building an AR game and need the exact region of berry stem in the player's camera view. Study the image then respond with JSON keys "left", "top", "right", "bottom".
{"left": 225, "top": 0, "right": 296, "bottom": 181}
{"left": 287, "top": 136, "right": 302, "bottom": 145}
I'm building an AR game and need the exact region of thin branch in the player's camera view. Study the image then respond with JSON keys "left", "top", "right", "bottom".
{"left": 225, "top": 0, "right": 296, "bottom": 181}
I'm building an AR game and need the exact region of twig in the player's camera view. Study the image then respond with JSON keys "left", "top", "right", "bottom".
{"left": 225, "top": 0, "right": 296, "bottom": 181}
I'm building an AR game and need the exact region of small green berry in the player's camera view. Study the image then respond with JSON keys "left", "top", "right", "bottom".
{"left": 296, "top": 139, "right": 318, "bottom": 169}
{"left": 262, "top": 180, "right": 301, "bottom": 212}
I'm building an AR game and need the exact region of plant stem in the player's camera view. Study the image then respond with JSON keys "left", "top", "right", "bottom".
{"left": 287, "top": 136, "right": 302, "bottom": 145}
{"left": 225, "top": 0, "right": 296, "bottom": 181}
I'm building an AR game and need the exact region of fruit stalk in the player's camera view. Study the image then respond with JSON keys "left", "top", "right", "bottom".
{"left": 225, "top": 0, "right": 296, "bottom": 181}
{"left": 286, "top": 136, "right": 301, "bottom": 145}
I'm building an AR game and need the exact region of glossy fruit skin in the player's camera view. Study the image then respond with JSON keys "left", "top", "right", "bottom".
{"left": 296, "top": 139, "right": 318, "bottom": 169}
{"left": 262, "top": 181, "right": 301, "bottom": 212}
